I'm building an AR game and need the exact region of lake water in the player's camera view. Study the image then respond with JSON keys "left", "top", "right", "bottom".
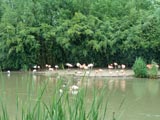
{"left": 0, "top": 72, "right": 160, "bottom": 120}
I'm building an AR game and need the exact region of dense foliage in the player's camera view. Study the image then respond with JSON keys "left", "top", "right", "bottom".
{"left": 147, "top": 61, "right": 159, "bottom": 78}
{"left": 132, "top": 57, "right": 148, "bottom": 78}
{"left": 132, "top": 57, "right": 159, "bottom": 78}
{"left": 0, "top": 0, "right": 160, "bottom": 70}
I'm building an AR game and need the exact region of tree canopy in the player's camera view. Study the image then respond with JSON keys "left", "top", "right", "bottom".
{"left": 0, "top": 0, "right": 160, "bottom": 70}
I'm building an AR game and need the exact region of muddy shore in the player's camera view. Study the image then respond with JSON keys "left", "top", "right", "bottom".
{"left": 34, "top": 69, "right": 160, "bottom": 78}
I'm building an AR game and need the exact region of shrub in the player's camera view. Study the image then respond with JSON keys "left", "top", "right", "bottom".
{"left": 147, "top": 61, "right": 159, "bottom": 79}
{"left": 132, "top": 57, "right": 148, "bottom": 78}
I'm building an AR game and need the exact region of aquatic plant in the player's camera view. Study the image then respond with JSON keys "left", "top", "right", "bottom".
{"left": 132, "top": 57, "right": 148, "bottom": 78}
{"left": 0, "top": 75, "right": 116, "bottom": 120}
{"left": 147, "top": 61, "right": 159, "bottom": 79}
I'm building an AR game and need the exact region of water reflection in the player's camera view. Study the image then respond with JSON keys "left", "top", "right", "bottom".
{"left": 147, "top": 80, "right": 159, "bottom": 96}
{"left": 69, "top": 77, "right": 128, "bottom": 92}
{"left": 32, "top": 75, "right": 159, "bottom": 98}
{"left": 108, "top": 79, "right": 126, "bottom": 92}
{"left": 120, "top": 80, "right": 126, "bottom": 92}
{"left": 108, "top": 80, "right": 114, "bottom": 90}
{"left": 1, "top": 72, "right": 160, "bottom": 120}
{"left": 132, "top": 79, "right": 160, "bottom": 97}
{"left": 32, "top": 73, "right": 58, "bottom": 86}
{"left": 132, "top": 79, "right": 147, "bottom": 97}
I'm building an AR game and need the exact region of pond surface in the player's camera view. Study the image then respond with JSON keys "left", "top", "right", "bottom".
{"left": 0, "top": 72, "right": 160, "bottom": 120}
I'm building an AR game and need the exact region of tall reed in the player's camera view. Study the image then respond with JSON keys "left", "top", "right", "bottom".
{"left": 0, "top": 73, "right": 117, "bottom": 120}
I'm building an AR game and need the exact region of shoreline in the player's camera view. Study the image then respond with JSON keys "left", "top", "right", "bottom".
{"left": 21, "top": 69, "right": 160, "bottom": 78}
{"left": 3, "top": 69, "right": 160, "bottom": 78}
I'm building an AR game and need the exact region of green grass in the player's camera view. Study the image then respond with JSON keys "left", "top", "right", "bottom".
{"left": 0, "top": 73, "right": 118, "bottom": 120}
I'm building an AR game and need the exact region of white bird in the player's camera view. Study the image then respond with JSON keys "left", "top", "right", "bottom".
{"left": 59, "top": 89, "right": 63, "bottom": 94}
{"left": 76, "top": 63, "right": 81, "bottom": 67}
{"left": 80, "top": 64, "right": 88, "bottom": 69}
{"left": 33, "top": 65, "right": 37, "bottom": 69}
{"left": 55, "top": 65, "right": 59, "bottom": 69}
{"left": 108, "top": 64, "right": 113, "bottom": 69}
{"left": 66, "top": 63, "right": 73, "bottom": 68}
{"left": 114, "top": 62, "right": 118, "bottom": 66}
{"left": 45, "top": 64, "right": 49, "bottom": 67}
{"left": 7, "top": 70, "right": 10, "bottom": 74}
{"left": 70, "top": 85, "right": 79, "bottom": 95}
{"left": 79, "top": 65, "right": 84, "bottom": 69}
{"left": 32, "top": 69, "right": 37, "bottom": 72}
{"left": 70, "top": 85, "right": 79, "bottom": 90}
{"left": 48, "top": 65, "right": 51, "bottom": 68}
{"left": 49, "top": 68, "right": 54, "bottom": 71}
{"left": 7, "top": 70, "right": 11, "bottom": 77}
{"left": 121, "top": 64, "right": 126, "bottom": 69}
{"left": 114, "top": 62, "right": 118, "bottom": 69}
{"left": 118, "top": 65, "right": 121, "bottom": 69}
{"left": 88, "top": 63, "right": 94, "bottom": 68}
{"left": 83, "top": 65, "right": 89, "bottom": 70}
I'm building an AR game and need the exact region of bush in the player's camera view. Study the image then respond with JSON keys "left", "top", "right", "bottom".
{"left": 147, "top": 61, "right": 159, "bottom": 79}
{"left": 132, "top": 57, "right": 148, "bottom": 78}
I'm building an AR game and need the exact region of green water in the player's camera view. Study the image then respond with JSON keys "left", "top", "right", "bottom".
{"left": 0, "top": 72, "right": 160, "bottom": 120}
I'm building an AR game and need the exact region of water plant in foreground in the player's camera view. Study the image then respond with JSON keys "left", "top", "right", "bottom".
{"left": 0, "top": 75, "right": 118, "bottom": 120}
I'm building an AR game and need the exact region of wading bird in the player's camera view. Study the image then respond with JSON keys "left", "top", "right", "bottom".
{"left": 66, "top": 63, "right": 73, "bottom": 69}
{"left": 88, "top": 63, "right": 94, "bottom": 69}
{"left": 70, "top": 85, "right": 79, "bottom": 95}
{"left": 32, "top": 69, "right": 37, "bottom": 73}
{"left": 121, "top": 64, "right": 126, "bottom": 69}
{"left": 49, "top": 68, "right": 54, "bottom": 71}
{"left": 55, "top": 65, "right": 59, "bottom": 70}
{"left": 76, "top": 63, "right": 81, "bottom": 68}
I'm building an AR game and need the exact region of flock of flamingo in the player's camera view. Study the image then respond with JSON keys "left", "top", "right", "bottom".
{"left": 34, "top": 62, "right": 159, "bottom": 72}
{"left": 6, "top": 62, "right": 159, "bottom": 76}
{"left": 32, "top": 62, "right": 126, "bottom": 73}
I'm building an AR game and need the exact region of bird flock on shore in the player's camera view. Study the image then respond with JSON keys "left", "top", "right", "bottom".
{"left": 6, "top": 62, "right": 159, "bottom": 75}
{"left": 32, "top": 62, "right": 126, "bottom": 72}
{"left": 31, "top": 62, "right": 159, "bottom": 73}
{"left": 30, "top": 62, "right": 130, "bottom": 81}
